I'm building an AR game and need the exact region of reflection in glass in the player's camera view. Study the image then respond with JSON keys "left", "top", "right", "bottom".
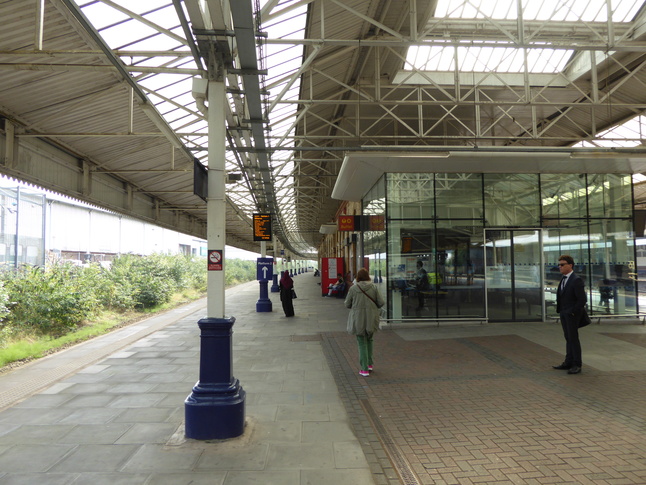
{"left": 386, "top": 173, "right": 434, "bottom": 220}
{"left": 363, "top": 176, "right": 387, "bottom": 303}
{"left": 541, "top": 173, "right": 587, "bottom": 220}
{"left": 484, "top": 174, "right": 540, "bottom": 226}
{"left": 486, "top": 230, "right": 543, "bottom": 321}
{"left": 587, "top": 174, "right": 633, "bottom": 218}
{"left": 435, "top": 173, "right": 483, "bottom": 220}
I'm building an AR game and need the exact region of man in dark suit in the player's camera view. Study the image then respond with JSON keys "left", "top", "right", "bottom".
{"left": 553, "top": 254, "right": 587, "bottom": 374}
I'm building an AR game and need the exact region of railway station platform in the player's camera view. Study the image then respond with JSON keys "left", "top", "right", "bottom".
{"left": 0, "top": 273, "right": 645, "bottom": 484}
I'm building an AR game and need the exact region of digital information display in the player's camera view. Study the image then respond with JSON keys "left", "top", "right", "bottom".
{"left": 253, "top": 213, "right": 272, "bottom": 241}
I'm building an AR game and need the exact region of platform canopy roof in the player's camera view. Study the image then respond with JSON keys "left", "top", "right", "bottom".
{"left": 3, "top": 0, "right": 646, "bottom": 258}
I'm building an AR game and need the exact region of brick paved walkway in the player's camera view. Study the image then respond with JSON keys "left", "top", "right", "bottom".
{"left": 323, "top": 327, "right": 646, "bottom": 484}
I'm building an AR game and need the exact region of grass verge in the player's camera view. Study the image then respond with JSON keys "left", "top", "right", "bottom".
{"left": 0, "top": 289, "right": 206, "bottom": 371}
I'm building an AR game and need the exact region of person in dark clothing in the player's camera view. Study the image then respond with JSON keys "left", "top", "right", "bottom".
{"left": 414, "top": 260, "right": 429, "bottom": 310}
{"left": 279, "top": 271, "right": 295, "bottom": 317}
{"left": 553, "top": 254, "right": 588, "bottom": 374}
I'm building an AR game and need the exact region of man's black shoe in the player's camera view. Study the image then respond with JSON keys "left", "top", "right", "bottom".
{"left": 567, "top": 366, "right": 581, "bottom": 374}
{"left": 552, "top": 363, "right": 570, "bottom": 370}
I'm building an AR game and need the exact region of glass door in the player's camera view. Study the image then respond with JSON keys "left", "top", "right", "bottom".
{"left": 485, "top": 230, "right": 543, "bottom": 321}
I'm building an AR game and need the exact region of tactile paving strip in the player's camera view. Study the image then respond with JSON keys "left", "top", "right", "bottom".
{"left": 321, "top": 332, "right": 409, "bottom": 485}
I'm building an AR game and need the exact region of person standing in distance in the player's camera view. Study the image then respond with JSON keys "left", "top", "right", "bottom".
{"left": 279, "top": 271, "right": 295, "bottom": 317}
{"left": 553, "top": 255, "right": 587, "bottom": 374}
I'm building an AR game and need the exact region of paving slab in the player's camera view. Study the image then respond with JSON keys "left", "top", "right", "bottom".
{"left": 0, "top": 273, "right": 645, "bottom": 484}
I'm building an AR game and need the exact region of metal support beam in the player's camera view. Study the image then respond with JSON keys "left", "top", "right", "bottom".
{"left": 4, "top": 120, "right": 14, "bottom": 167}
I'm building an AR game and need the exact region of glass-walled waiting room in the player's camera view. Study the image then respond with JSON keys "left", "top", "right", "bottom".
{"left": 363, "top": 172, "right": 637, "bottom": 322}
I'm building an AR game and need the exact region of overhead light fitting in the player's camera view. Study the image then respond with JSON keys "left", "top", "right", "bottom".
{"left": 398, "top": 152, "right": 450, "bottom": 158}
{"left": 569, "top": 150, "right": 646, "bottom": 159}
{"left": 319, "top": 224, "right": 337, "bottom": 234}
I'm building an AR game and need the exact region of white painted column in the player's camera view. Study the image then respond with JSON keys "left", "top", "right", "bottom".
{"left": 207, "top": 79, "right": 226, "bottom": 318}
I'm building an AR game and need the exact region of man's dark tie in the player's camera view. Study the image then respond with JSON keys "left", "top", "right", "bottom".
{"left": 560, "top": 276, "right": 567, "bottom": 292}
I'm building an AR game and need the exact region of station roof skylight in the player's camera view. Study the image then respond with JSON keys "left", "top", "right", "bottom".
{"left": 406, "top": 0, "right": 644, "bottom": 74}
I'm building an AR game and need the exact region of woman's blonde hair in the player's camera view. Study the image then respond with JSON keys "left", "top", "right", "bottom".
{"left": 356, "top": 268, "right": 371, "bottom": 282}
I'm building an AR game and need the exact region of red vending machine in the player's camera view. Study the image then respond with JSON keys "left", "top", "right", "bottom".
{"left": 321, "top": 257, "right": 344, "bottom": 296}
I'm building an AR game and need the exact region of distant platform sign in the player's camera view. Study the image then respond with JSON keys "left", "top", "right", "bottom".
{"left": 257, "top": 257, "right": 273, "bottom": 280}
{"left": 253, "top": 213, "right": 272, "bottom": 241}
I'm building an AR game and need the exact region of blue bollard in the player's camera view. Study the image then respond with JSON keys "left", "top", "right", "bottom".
{"left": 185, "top": 317, "right": 246, "bottom": 440}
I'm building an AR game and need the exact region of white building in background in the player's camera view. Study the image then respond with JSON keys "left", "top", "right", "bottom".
{"left": 0, "top": 184, "right": 206, "bottom": 267}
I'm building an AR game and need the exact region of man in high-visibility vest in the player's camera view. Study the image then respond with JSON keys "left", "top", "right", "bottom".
{"left": 428, "top": 271, "right": 442, "bottom": 289}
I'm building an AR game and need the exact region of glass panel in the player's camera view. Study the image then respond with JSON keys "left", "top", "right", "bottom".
{"left": 435, "top": 173, "right": 483, "bottom": 220}
{"left": 541, "top": 173, "right": 587, "bottom": 220}
{"left": 483, "top": 174, "right": 540, "bottom": 226}
{"left": 386, "top": 173, "right": 434, "bottom": 220}
{"left": 512, "top": 231, "right": 543, "bottom": 321}
{"left": 587, "top": 174, "right": 632, "bottom": 218}
{"left": 543, "top": 222, "right": 590, "bottom": 317}
{"left": 387, "top": 220, "right": 436, "bottom": 319}
{"left": 364, "top": 176, "right": 387, "bottom": 304}
{"left": 588, "top": 220, "right": 637, "bottom": 315}
{"left": 434, "top": 222, "right": 486, "bottom": 318}
{"left": 485, "top": 230, "right": 543, "bottom": 321}
{"left": 486, "top": 230, "right": 513, "bottom": 321}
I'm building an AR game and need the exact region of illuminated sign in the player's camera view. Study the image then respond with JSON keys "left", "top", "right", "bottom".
{"left": 253, "top": 213, "right": 272, "bottom": 241}
{"left": 369, "top": 215, "right": 385, "bottom": 231}
{"left": 401, "top": 237, "right": 412, "bottom": 253}
{"left": 337, "top": 215, "right": 385, "bottom": 232}
{"left": 338, "top": 215, "right": 355, "bottom": 231}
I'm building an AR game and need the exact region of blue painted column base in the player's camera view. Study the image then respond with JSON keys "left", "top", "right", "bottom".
{"left": 185, "top": 317, "right": 246, "bottom": 440}
{"left": 256, "top": 280, "right": 272, "bottom": 312}
{"left": 185, "top": 381, "right": 245, "bottom": 440}
{"left": 270, "top": 273, "right": 280, "bottom": 293}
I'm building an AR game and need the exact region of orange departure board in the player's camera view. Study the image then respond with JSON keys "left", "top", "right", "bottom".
{"left": 253, "top": 213, "right": 272, "bottom": 241}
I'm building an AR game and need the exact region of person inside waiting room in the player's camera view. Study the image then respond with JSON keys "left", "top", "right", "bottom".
{"left": 344, "top": 268, "right": 385, "bottom": 377}
{"left": 413, "top": 260, "right": 430, "bottom": 310}
{"left": 552, "top": 254, "right": 590, "bottom": 375}
{"left": 598, "top": 278, "right": 614, "bottom": 311}
{"left": 327, "top": 273, "right": 344, "bottom": 296}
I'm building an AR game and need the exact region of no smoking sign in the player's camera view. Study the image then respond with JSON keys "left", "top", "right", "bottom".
{"left": 208, "top": 249, "right": 223, "bottom": 271}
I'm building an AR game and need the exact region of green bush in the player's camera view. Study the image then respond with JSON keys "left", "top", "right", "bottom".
{"left": 1, "top": 263, "right": 99, "bottom": 337}
{"left": 225, "top": 259, "right": 256, "bottom": 286}
{"left": 108, "top": 253, "right": 208, "bottom": 308}
{"left": 0, "top": 281, "right": 11, "bottom": 346}
{"left": 109, "top": 254, "right": 173, "bottom": 309}
{"left": 187, "top": 257, "right": 207, "bottom": 292}
{"left": 0, "top": 253, "right": 259, "bottom": 344}
{"left": 84, "top": 263, "right": 136, "bottom": 312}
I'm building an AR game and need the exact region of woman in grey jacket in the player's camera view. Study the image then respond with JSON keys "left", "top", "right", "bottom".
{"left": 344, "top": 268, "right": 385, "bottom": 376}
